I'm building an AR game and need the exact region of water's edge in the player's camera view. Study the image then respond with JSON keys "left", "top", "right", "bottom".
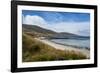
{"left": 47, "top": 38, "right": 90, "bottom": 50}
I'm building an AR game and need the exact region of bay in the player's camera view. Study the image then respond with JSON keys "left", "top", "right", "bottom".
{"left": 50, "top": 38, "right": 90, "bottom": 49}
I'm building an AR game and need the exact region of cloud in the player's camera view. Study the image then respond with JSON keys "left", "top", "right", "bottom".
{"left": 49, "top": 22, "right": 90, "bottom": 36}
{"left": 23, "top": 15, "right": 90, "bottom": 36}
{"left": 22, "top": 15, "right": 47, "bottom": 27}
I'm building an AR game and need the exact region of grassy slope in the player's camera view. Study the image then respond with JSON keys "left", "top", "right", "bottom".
{"left": 22, "top": 33, "right": 87, "bottom": 62}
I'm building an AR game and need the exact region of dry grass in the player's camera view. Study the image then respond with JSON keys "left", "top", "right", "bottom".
{"left": 22, "top": 33, "right": 87, "bottom": 62}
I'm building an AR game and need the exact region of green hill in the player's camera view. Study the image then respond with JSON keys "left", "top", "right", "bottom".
{"left": 22, "top": 24, "right": 87, "bottom": 39}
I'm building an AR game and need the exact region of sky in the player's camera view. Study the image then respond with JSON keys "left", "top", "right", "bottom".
{"left": 22, "top": 10, "right": 90, "bottom": 36}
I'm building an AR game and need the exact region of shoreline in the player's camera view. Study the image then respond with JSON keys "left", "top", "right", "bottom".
{"left": 49, "top": 40, "right": 90, "bottom": 50}
{"left": 34, "top": 38, "right": 90, "bottom": 58}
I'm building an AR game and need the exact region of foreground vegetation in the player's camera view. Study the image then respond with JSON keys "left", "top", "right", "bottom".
{"left": 22, "top": 33, "right": 87, "bottom": 62}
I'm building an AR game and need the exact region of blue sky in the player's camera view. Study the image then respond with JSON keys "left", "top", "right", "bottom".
{"left": 22, "top": 10, "right": 90, "bottom": 36}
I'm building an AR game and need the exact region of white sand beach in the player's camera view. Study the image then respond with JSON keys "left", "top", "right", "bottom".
{"left": 34, "top": 38, "right": 90, "bottom": 58}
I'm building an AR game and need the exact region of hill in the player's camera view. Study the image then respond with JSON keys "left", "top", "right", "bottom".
{"left": 22, "top": 24, "right": 89, "bottom": 39}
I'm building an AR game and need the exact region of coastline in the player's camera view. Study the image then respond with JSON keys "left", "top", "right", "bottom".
{"left": 34, "top": 38, "right": 90, "bottom": 58}
{"left": 49, "top": 40, "right": 90, "bottom": 50}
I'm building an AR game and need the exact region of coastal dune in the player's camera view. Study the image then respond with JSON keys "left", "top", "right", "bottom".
{"left": 35, "top": 38, "right": 90, "bottom": 59}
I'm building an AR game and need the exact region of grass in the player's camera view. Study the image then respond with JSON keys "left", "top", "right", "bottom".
{"left": 22, "top": 33, "right": 87, "bottom": 62}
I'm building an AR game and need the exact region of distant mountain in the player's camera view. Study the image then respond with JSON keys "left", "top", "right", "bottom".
{"left": 51, "top": 32, "right": 90, "bottom": 39}
{"left": 23, "top": 24, "right": 57, "bottom": 37}
{"left": 22, "top": 24, "right": 89, "bottom": 39}
{"left": 23, "top": 24, "right": 56, "bottom": 34}
{"left": 51, "top": 32, "right": 79, "bottom": 39}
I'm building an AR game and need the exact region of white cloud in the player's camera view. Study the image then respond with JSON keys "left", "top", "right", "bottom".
{"left": 49, "top": 22, "right": 90, "bottom": 36}
{"left": 23, "top": 15, "right": 47, "bottom": 27}
{"left": 23, "top": 15, "right": 90, "bottom": 36}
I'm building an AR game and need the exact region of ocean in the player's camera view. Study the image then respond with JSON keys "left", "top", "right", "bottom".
{"left": 50, "top": 38, "right": 90, "bottom": 49}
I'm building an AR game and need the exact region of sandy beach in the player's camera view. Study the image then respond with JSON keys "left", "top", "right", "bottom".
{"left": 34, "top": 38, "right": 90, "bottom": 58}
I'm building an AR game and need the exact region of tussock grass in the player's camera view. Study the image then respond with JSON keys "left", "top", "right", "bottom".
{"left": 22, "top": 33, "right": 87, "bottom": 62}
